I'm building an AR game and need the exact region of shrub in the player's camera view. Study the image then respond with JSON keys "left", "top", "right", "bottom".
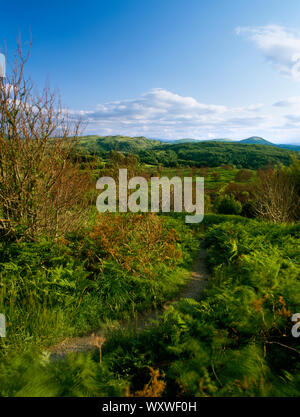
{"left": 254, "top": 162, "right": 300, "bottom": 223}
{"left": 0, "top": 42, "right": 92, "bottom": 240}
{"left": 214, "top": 195, "right": 242, "bottom": 215}
{"left": 235, "top": 169, "right": 253, "bottom": 182}
{"left": 224, "top": 182, "right": 255, "bottom": 203}
{"left": 242, "top": 200, "right": 256, "bottom": 218}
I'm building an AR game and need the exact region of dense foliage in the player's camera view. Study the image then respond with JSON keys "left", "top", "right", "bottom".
{"left": 213, "top": 195, "right": 242, "bottom": 215}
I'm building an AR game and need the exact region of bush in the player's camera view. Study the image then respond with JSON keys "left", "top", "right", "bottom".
{"left": 242, "top": 200, "right": 256, "bottom": 218}
{"left": 235, "top": 169, "right": 253, "bottom": 182}
{"left": 214, "top": 195, "right": 242, "bottom": 215}
{"left": 254, "top": 162, "right": 300, "bottom": 223}
{"left": 0, "top": 43, "right": 92, "bottom": 240}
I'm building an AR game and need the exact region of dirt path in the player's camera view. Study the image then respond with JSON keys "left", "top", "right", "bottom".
{"left": 49, "top": 242, "right": 209, "bottom": 358}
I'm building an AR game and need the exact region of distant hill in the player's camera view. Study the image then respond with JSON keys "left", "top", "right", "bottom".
{"left": 155, "top": 138, "right": 198, "bottom": 143}
{"left": 239, "top": 137, "right": 274, "bottom": 145}
{"left": 158, "top": 137, "right": 234, "bottom": 144}
{"left": 171, "top": 138, "right": 199, "bottom": 144}
{"left": 277, "top": 144, "right": 300, "bottom": 151}
{"left": 156, "top": 137, "right": 234, "bottom": 144}
{"left": 239, "top": 137, "right": 300, "bottom": 151}
{"left": 77, "top": 135, "right": 300, "bottom": 152}
{"left": 157, "top": 136, "right": 300, "bottom": 150}
{"left": 210, "top": 138, "right": 233, "bottom": 142}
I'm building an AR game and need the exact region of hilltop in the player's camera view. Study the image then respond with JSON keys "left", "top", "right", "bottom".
{"left": 239, "top": 136, "right": 273, "bottom": 145}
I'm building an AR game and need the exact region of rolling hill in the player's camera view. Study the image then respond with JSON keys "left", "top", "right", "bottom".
{"left": 76, "top": 134, "right": 299, "bottom": 169}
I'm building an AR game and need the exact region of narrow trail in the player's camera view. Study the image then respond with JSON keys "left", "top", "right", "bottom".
{"left": 49, "top": 242, "right": 209, "bottom": 358}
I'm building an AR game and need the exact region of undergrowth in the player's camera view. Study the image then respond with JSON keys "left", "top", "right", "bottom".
{"left": 1, "top": 215, "right": 299, "bottom": 397}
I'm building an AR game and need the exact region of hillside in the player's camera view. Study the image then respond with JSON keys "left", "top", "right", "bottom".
{"left": 144, "top": 141, "right": 296, "bottom": 169}
{"left": 78, "top": 135, "right": 160, "bottom": 154}
{"left": 76, "top": 135, "right": 299, "bottom": 169}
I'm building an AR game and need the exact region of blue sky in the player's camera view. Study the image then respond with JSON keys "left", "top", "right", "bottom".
{"left": 2, "top": 0, "right": 300, "bottom": 143}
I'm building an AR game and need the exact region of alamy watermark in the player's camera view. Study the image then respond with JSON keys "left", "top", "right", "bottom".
{"left": 0, "top": 314, "right": 5, "bottom": 338}
{"left": 1, "top": 312, "right": 299, "bottom": 338}
{"left": 0, "top": 53, "right": 5, "bottom": 78}
{"left": 291, "top": 313, "right": 300, "bottom": 338}
{"left": 96, "top": 169, "right": 204, "bottom": 223}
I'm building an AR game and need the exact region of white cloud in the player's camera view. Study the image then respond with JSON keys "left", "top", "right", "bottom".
{"left": 68, "top": 88, "right": 300, "bottom": 143}
{"left": 236, "top": 25, "right": 300, "bottom": 80}
{"left": 273, "top": 96, "right": 300, "bottom": 107}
